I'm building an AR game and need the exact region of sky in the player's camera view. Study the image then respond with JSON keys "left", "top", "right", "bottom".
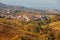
{"left": 0, "top": 0, "right": 60, "bottom": 9}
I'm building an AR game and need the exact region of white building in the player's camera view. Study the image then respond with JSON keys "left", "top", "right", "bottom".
{"left": 23, "top": 15, "right": 30, "bottom": 21}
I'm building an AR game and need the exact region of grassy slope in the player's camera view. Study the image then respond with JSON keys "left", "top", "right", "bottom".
{"left": 49, "top": 21, "right": 60, "bottom": 30}
{"left": 0, "top": 18, "right": 60, "bottom": 40}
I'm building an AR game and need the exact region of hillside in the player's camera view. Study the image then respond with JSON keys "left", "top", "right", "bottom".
{"left": 0, "top": 2, "right": 60, "bottom": 40}
{"left": 0, "top": 2, "right": 60, "bottom": 15}
{"left": 49, "top": 21, "right": 60, "bottom": 29}
{"left": 0, "top": 2, "right": 44, "bottom": 14}
{"left": 0, "top": 18, "right": 60, "bottom": 40}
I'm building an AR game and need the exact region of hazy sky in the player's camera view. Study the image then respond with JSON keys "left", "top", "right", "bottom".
{"left": 0, "top": 0, "right": 60, "bottom": 9}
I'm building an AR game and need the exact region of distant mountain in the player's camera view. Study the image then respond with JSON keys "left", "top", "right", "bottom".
{"left": 0, "top": 2, "right": 60, "bottom": 15}
{"left": 0, "top": 2, "right": 24, "bottom": 10}
{"left": 0, "top": 2, "right": 44, "bottom": 13}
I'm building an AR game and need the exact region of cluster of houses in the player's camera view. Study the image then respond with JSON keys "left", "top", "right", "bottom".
{"left": 0, "top": 13, "right": 48, "bottom": 21}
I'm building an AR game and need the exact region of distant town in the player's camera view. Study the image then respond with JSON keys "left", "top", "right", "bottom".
{"left": 0, "top": 2, "right": 60, "bottom": 21}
